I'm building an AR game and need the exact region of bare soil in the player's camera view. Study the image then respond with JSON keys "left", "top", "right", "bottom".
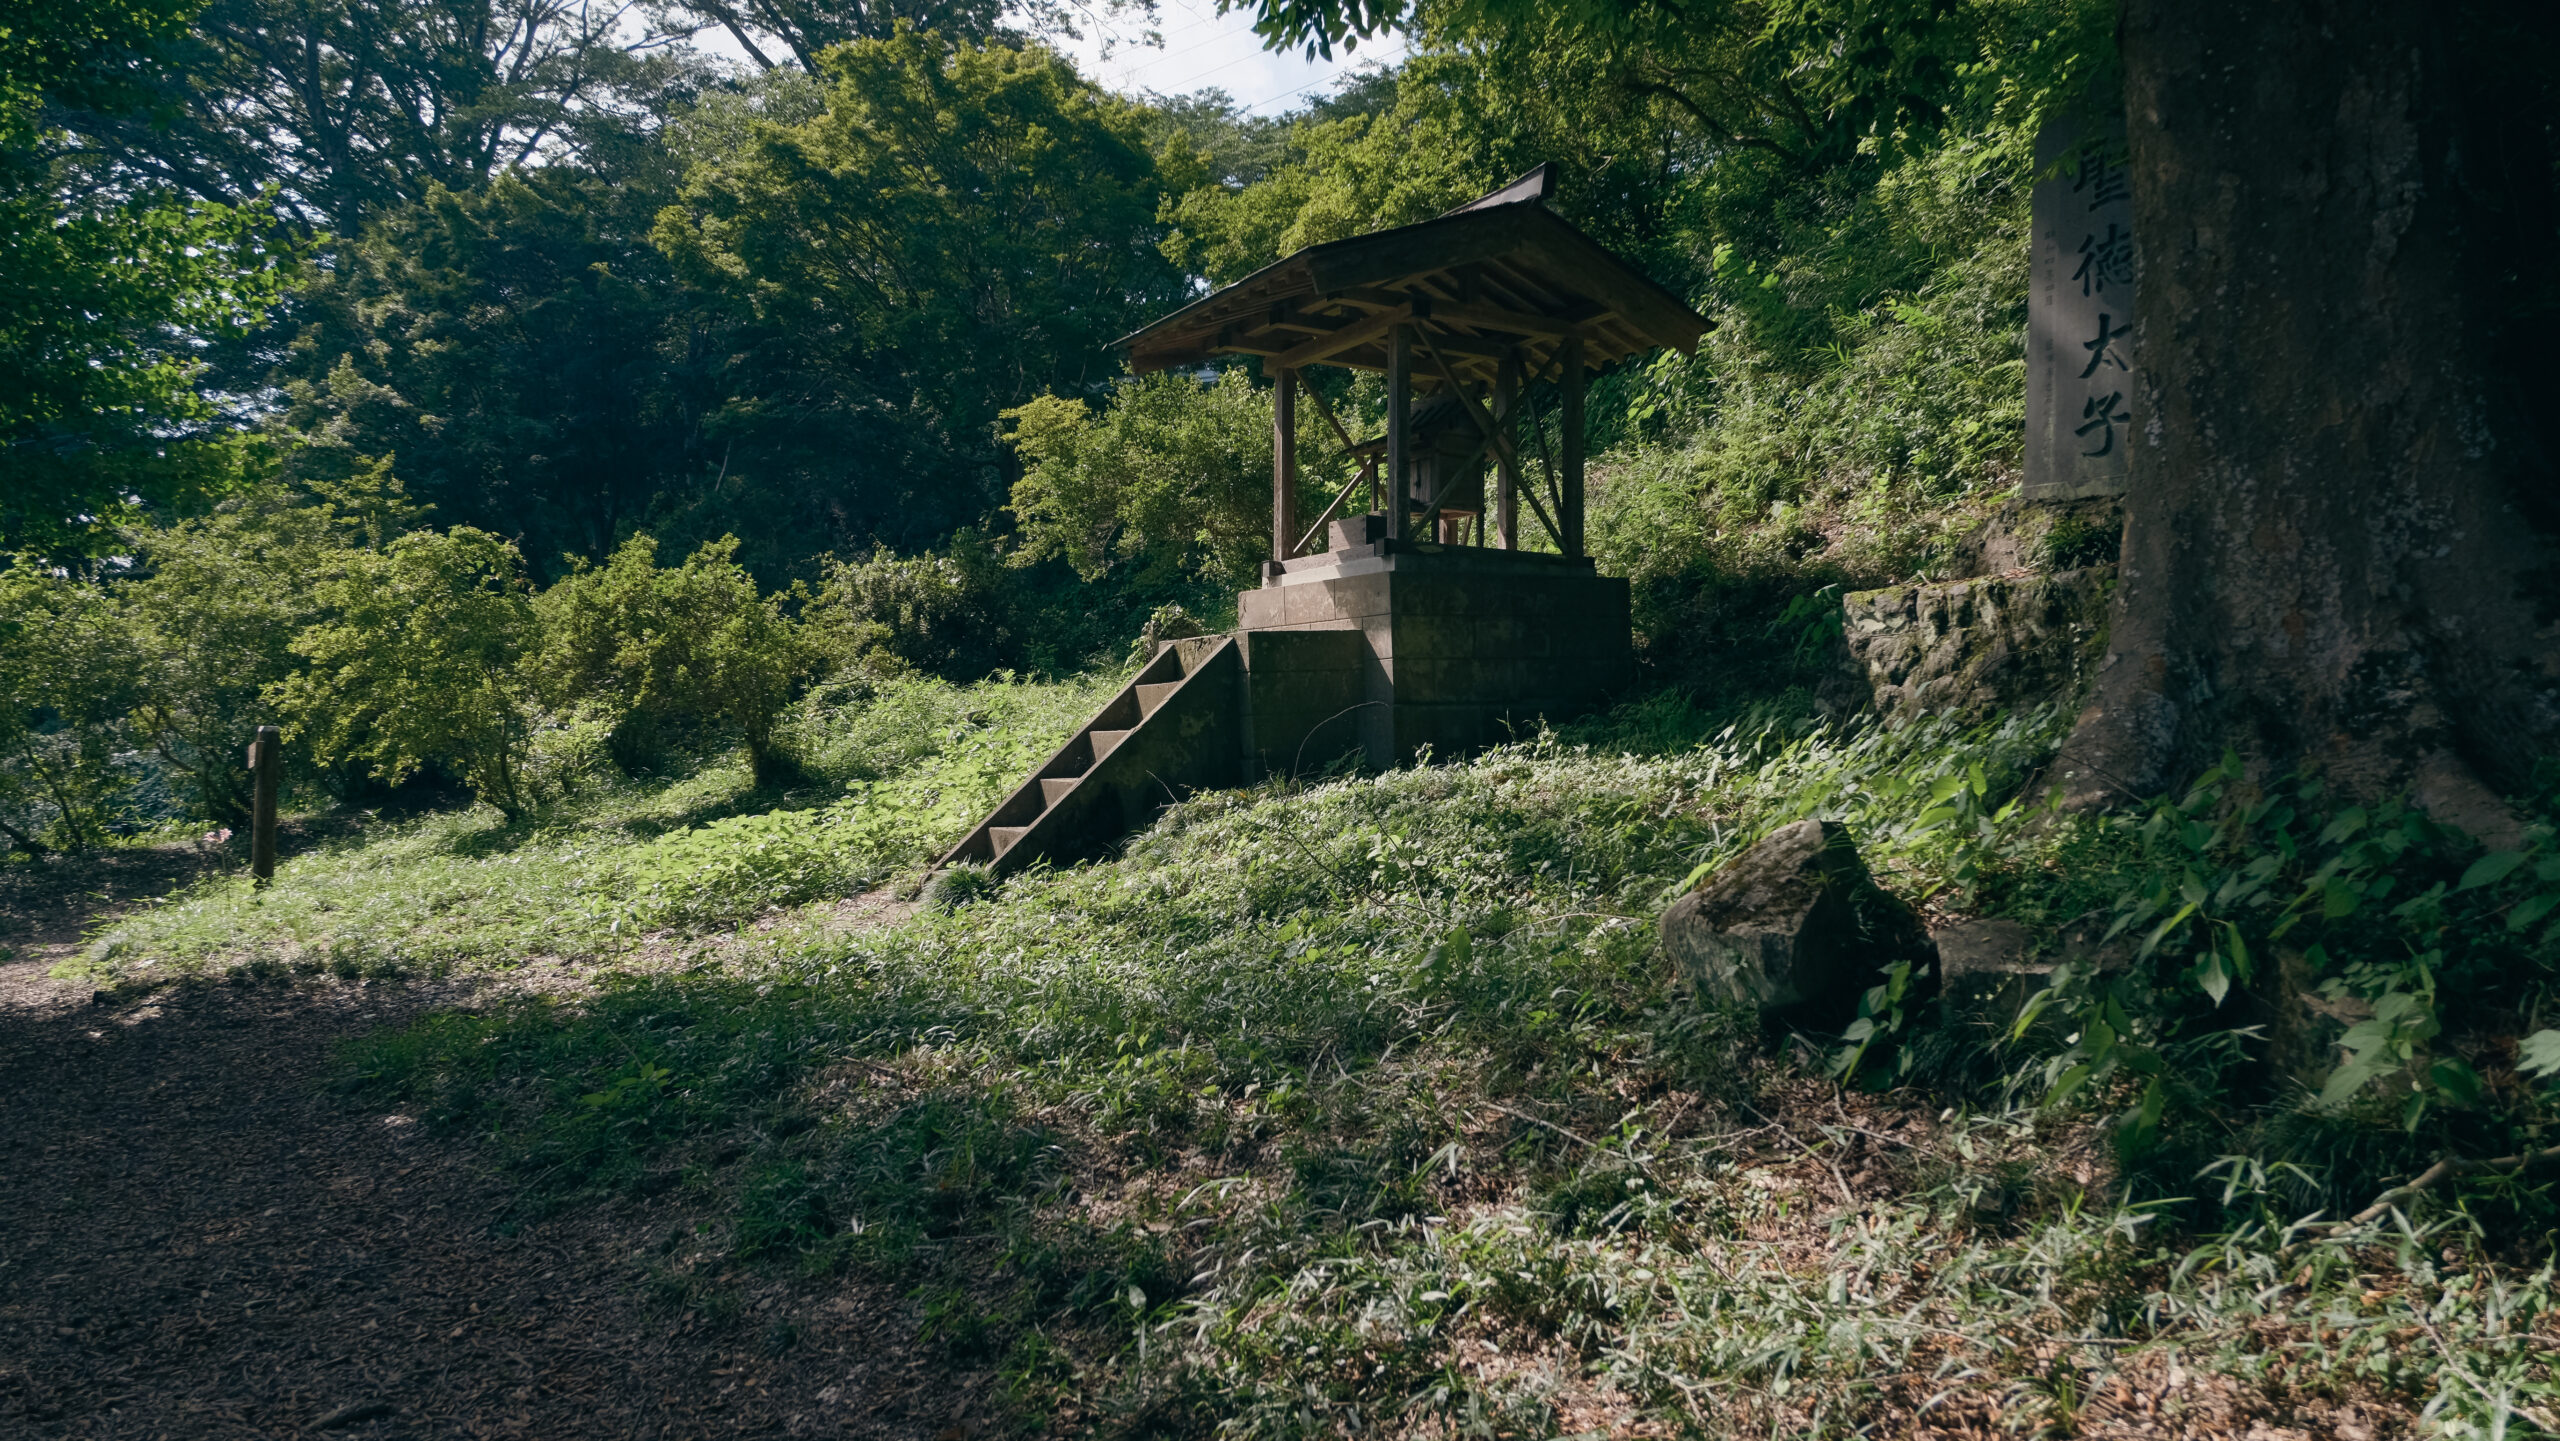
{"left": 0, "top": 852, "right": 980, "bottom": 1440}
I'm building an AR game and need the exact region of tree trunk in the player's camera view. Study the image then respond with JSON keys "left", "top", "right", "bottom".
{"left": 2058, "top": 0, "right": 2560, "bottom": 833}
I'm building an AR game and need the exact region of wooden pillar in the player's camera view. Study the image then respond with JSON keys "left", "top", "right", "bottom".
{"left": 1494, "top": 352, "right": 1520, "bottom": 550}
{"left": 1559, "top": 331, "right": 1585, "bottom": 558}
{"left": 1272, "top": 367, "right": 1298, "bottom": 560}
{"left": 1384, "top": 324, "right": 1411, "bottom": 542}
{"left": 249, "top": 724, "right": 280, "bottom": 885}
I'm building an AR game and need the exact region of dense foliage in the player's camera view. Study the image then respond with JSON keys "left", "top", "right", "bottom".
{"left": 1004, "top": 369, "right": 1281, "bottom": 596}
{"left": 533, "top": 534, "right": 816, "bottom": 784}
{"left": 1, "top": 0, "right": 297, "bottom": 550}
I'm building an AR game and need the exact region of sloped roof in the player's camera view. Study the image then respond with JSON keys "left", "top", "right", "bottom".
{"left": 1119, "top": 165, "right": 1709, "bottom": 389}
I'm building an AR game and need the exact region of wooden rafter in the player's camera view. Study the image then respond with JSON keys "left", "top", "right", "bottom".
{"left": 1116, "top": 173, "right": 1706, "bottom": 380}
{"left": 1270, "top": 305, "right": 1412, "bottom": 370}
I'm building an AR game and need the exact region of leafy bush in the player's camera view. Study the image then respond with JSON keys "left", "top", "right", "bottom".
{"left": 1991, "top": 760, "right": 2560, "bottom": 1187}
{"left": 118, "top": 476, "right": 407, "bottom": 821}
{"left": 802, "top": 538, "right": 1016, "bottom": 682}
{"left": 1004, "top": 368, "right": 1286, "bottom": 597}
{"left": 533, "top": 533, "right": 816, "bottom": 784}
{"left": 270, "top": 526, "right": 544, "bottom": 817}
{"left": 1585, "top": 132, "right": 2031, "bottom": 696}
{"left": 0, "top": 556, "right": 142, "bottom": 851}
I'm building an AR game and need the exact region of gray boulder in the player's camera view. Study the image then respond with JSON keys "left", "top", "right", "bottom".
{"left": 1659, "top": 820, "right": 1931, "bottom": 1019}
{"left": 1930, "top": 917, "right": 2045, "bottom": 1023}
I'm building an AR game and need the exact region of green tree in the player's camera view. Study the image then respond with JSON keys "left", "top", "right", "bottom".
{"left": 0, "top": 557, "right": 144, "bottom": 853}
{"left": 272, "top": 527, "right": 542, "bottom": 818}
{"left": 118, "top": 470, "right": 413, "bottom": 823}
{"left": 652, "top": 0, "right": 1011, "bottom": 75}
{"left": 533, "top": 534, "right": 816, "bottom": 786}
{"left": 653, "top": 30, "right": 1188, "bottom": 545}
{"left": 41, "top": 0, "right": 705, "bottom": 234}
{"left": 270, "top": 168, "right": 713, "bottom": 577}
{"left": 1004, "top": 369, "right": 1283, "bottom": 595}
{"left": 2, "top": 0, "right": 299, "bottom": 553}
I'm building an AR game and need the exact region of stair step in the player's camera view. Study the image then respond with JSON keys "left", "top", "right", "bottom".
{"left": 990, "top": 825, "right": 1033, "bottom": 856}
{"left": 1089, "top": 728, "right": 1134, "bottom": 764}
{"left": 1136, "top": 681, "right": 1182, "bottom": 717}
{"left": 1039, "top": 777, "right": 1079, "bottom": 807}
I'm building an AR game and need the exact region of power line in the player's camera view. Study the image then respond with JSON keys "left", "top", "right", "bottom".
{"left": 1108, "top": 28, "right": 1402, "bottom": 105}
{"left": 1235, "top": 37, "right": 1404, "bottom": 112}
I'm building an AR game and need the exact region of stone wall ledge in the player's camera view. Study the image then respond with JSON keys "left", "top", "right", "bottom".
{"left": 1831, "top": 565, "right": 2117, "bottom": 723}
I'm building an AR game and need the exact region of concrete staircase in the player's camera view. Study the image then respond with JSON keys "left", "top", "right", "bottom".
{"left": 942, "top": 636, "right": 1242, "bottom": 876}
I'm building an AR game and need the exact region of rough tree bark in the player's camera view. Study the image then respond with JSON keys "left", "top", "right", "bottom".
{"left": 2057, "top": 0, "right": 2560, "bottom": 834}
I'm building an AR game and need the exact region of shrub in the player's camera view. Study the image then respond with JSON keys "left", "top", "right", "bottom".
{"left": 0, "top": 556, "right": 142, "bottom": 852}
{"left": 119, "top": 480, "right": 380, "bottom": 822}
{"left": 802, "top": 533, "right": 1020, "bottom": 681}
{"left": 1003, "top": 368, "right": 1291, "bottom": 597}
{"left": 271, "top": 527, "right": 542, "bottom": 818}
{"left": 533, "top": 533, "right": 816, "bottom": 785}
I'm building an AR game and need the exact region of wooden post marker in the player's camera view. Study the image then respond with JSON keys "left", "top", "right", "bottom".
{"left": 249, "top": 725, "right": 280, "bottom": 885}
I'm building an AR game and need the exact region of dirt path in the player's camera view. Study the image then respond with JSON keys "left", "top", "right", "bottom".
{"left": 0, "top": 867, "right": 977, "bottom": 1440}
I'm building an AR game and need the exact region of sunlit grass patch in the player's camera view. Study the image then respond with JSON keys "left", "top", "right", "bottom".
{"left": 70, "top": 671, "right": 1118, "bottom": 980}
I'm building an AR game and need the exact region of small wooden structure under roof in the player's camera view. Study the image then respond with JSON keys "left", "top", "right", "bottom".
{"left": 942, "top": 168, "right": 1708, "bottom": 878}
{"left": 1118, "top": 164, "right": 1709, "bottom": 557}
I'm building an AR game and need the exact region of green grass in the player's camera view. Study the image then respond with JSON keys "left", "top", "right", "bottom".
{"left": 334, "top": 706, "right": 2560, "bottom": 1436}
{"left": 61, "top": 660, "right": 2554, "bottom": 1433}
{"left": 68, "top": 671, "right": 1121, "bottom": 980}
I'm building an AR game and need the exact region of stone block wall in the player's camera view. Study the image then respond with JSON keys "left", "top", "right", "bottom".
{"left": 1237, "top": 629, "right": 1369, "bottom": 777}
{"left": 1833, "top": 566, "right": 2115, "bottom": 723}
{"left": 1236, "top": 540, "right": 1633, "bottom": 767}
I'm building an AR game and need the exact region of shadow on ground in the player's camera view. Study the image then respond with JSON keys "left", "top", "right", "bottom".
{"left": 0, "top": 937, "right": 982, "bottom": 1438}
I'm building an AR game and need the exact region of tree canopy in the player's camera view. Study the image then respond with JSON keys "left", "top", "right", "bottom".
{"left": 2, "top": 0, "right": 299, "bottom": 550}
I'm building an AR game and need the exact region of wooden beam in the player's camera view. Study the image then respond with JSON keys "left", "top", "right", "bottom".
{"left": 1413, "top": 331, "right": 1529, "bottom": 542}
{"left": 1498, "top": 389, "right": 1565, "bottom": 554}
{"left": 1123, "top": 345, "right": 1214, "bottom": 376}
{"left": 1273, "top": 368, "right": 1298, "bottom": 561}
{"left": 1326, "top": 326, "right": 1511, "bottom": 367}
{"left": 1516, "top": 212, "right": 1709, "bottom": 354}
{"left": 1303, "top": 205, "right": 1539, "bottom": 296}
{"left": 1300, "top": 380, "right": 1360, "bottom": 454}
{"left": 1330, "top": 286, "right": 1589, "bottom": 340}
{"left": 1408, "top": 327, "right": 1514, "bottom": 363}
{"left": 1273, "top": 304, "right": 1412, "bottom": 371}
{"left": 1415, "top": 331, "right": 1519, "bottom": 473}
{"left": 1495, "top": 351, "right": 1519, "bottom": 550}
{"left": 1560, "top": 331, "right": 1586, "bottom": 557}
{"left": 1384, "top": 323, "right": 1411, "bottom": 541}
{"left": 1292, "top": 466, "right": 1367, "bottom": 555}
{"left": 1252, "top": 325, "right": 1518, "bottom": 378}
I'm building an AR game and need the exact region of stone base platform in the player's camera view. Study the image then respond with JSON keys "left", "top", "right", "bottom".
{"left": 944, "top": 539, "right": 1637, "bottom": 874}
{"left": 1237, "top": 538, "right": 1632, "bottom": 772}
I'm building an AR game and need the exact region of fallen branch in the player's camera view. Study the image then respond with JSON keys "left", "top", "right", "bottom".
{"left": 1486, "top": 1100, "right": 1603, "bottom": 1151}
{"left": 2344, "top": 1142, "right": 2560, "bottom": 1227}
{"left": 1745, "top": 1102, "right": 1857, "bottom": 1206}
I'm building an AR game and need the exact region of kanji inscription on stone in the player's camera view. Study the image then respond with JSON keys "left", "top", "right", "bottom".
{"left": 2026, "top": 114, "right": 2137, "bottom": 500}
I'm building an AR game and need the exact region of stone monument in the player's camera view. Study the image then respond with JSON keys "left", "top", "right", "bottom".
{"left": 2025, "top": 113, "right": 2137, "bottom": 500}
